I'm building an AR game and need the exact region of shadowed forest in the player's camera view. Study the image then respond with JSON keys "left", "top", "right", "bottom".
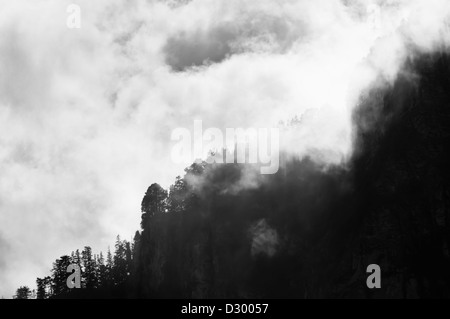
{"left": 14, "top": 51, "right": 450, "bottom": 299}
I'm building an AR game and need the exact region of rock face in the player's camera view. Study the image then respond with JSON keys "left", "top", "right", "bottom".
{"left": 133, "top": 52, "right": 450, "bottom": 298}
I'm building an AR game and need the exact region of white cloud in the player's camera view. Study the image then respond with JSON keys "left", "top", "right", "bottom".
{"left": 0, "top": 0, "right": 449, "bottom": 297}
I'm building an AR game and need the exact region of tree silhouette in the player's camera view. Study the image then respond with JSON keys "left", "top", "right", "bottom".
{"left": 36, "top": 278, "right": 46, "bottom": 299}
{"left": 96, "top": 251, "right": 108, "bottom": 287}
{"left": 106, "top": 246, "right": 114, "bottom": 286}
{"left": 51, "top": 255, "right": 72, "bottom": 296}
{"left": 141, "top": 183, "right": 168, "bottom": 229}
{"left": 14, "top": 286, "right": 31, "bottom": 299}
{"left": 113, "top": 235, "right": 128, "bottom": 285}
{"left": 82, "top": 246, "right": 97, "bottom": 289}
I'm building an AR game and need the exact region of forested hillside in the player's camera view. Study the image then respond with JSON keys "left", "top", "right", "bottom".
{"left": 15, "top": 51, "right": 450, "bottom": 299}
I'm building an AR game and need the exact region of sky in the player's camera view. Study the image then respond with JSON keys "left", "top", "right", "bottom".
{"left": 0, "top": 0, "right": 450, "bottom": 298}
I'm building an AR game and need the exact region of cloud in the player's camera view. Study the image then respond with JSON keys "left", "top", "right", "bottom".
{"left": 163, "top": 9, "right": 305, "bottom": 71}
{"left": 0, "top": 0, "right": 450, "bottom": 297}
{"left": 164, "top": 26, "right": 235, "bottom": 71}
{"left": 250, "top": 219, "right": 279, "bottom": 257}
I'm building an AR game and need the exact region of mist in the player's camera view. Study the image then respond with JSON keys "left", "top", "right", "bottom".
{"left": 1, "top": 0, "right": 450, "bottom": 298}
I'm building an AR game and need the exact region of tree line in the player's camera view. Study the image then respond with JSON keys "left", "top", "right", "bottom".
{"left": 14, "top": 235, "right": 134, "bottom": 299}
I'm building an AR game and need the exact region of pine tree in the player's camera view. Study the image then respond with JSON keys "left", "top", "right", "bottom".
{"left": 132, "top": 231, "right": 141, "bottom": 261}
{"left": 168, "top": 176, "right": 188, "bottom": 213}
{"left": 125, "top": 241, "right": 132, "bottom": 275}
{"left": 75, "top": 249, "right": 82, "bottom": 267}
{"left": 81, "top": 246, "right": 97, "bottom": 289}
{"left": 36, "top": 278, "right": 46, "bottom": 299}
{"left": 106, "top": 246, "right": 114, "bottom": 286}
{"left": 113, "top": 235, "right": 128, "bottom": 284}
{"left": 96, "top": 251, "right": 107, "bottom": 287}
{"left": 141, "top": 183, "right": 168, "bottom": 229}
{"left": 14, "top": 286, "right": 31, "bottom": 299}
{"left": 131, "top": 231, "right": 141, "bottom": 292}
{"left": 51, "top": 255, "right": 72, "bottom": 296}
{"left": 43, "top": 276, "right": 53, "bottom": 297}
